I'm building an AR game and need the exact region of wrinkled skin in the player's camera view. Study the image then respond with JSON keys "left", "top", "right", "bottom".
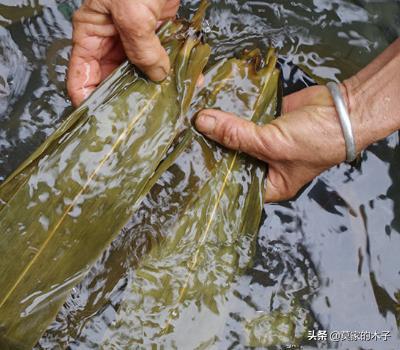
{"left": 196, "top": 38, "right": 400, "bottom": 202}
{"left": 67, "top": 0, "right": 180, "bottom": 106}
{"left": 197, "top": 86, "right": 345, "bottom": 202}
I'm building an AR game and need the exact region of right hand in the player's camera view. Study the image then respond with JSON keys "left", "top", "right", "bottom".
{"left": 67, "top": 0, "right": 180, "bottom": 107}
{"left": 196, "top": 38, "right": 400, "bottom": 202}
{"left": 196, "top": 85, "right": 350, "bottom": 202}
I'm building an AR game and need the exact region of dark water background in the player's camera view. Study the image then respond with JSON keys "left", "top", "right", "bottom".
{"left": 0, "top": 0, "right": 399, "bottom": 349}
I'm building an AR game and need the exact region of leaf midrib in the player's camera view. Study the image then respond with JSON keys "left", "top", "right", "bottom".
{"left": 0, "top": 87, "right": 163, "bottom": 311}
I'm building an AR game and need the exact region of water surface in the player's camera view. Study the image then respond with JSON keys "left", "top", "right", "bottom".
{"left": 0, "top": 0, "right": 399, "bottom": 349}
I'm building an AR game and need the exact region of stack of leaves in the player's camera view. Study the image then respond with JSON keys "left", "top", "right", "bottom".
{"left": 41, "top": 47, "right": 282, "bottom": 348}
{"left": 96, "top": 48, "right": 281, "bottom": 348}
{"left": 0, "top": 2, "right": 282, "bottom": 349}
{"left": 0, "top": 4, "right": 210, "bottom": 348}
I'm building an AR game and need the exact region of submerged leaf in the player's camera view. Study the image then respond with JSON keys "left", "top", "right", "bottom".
{"left": 244, "top": 305, "right": 312, "bottom": 348}
{"left": 99, "top": 49, "right": 281, "bottom": 348}
{"left": 0, "top": 9, "right": 211, "bottom": 349}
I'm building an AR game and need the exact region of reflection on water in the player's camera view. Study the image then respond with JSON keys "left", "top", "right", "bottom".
{"left": 0, "top": 27, "right": 30, "bottom": 118}
{"left": 0, "top": 0, "right": 78, "bottom": 182}
{"left": 0, "top": 0, "right": 398, "bottom": 349}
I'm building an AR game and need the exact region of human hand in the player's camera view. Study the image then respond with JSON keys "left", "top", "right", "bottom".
{"left": 195, "top": 86, "right": 350, "bottom": 202}
{"left": 67, "top": 0, "right": 180, "bottom": 107}
{"left": 196, "top": 38, "right": 400, "bottom": 203}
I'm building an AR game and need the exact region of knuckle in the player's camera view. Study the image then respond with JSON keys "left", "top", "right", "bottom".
{"left": 128, "top": 48, "right": 160, "bottom": 68}
{"left": 131, "top": 8, "right": 156, "bottom": 36}
{"left": 72, "top": 8, "right": 84, "bottom": 24}
{"left": 260, "top": 122, "right": 289, "bottom": 161}
{"left": 114, "top": 2, "right": 156, "bottom": 37}
{"left": 132, "top": 20, "right": 156, "bottom": 38}
{"left": 221, "top": 122, "right": 241, "bottom": 150}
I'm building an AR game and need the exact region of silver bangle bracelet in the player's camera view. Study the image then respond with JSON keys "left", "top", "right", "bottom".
{"left": 326, "top": 82, "right": 357, "bottom": 163}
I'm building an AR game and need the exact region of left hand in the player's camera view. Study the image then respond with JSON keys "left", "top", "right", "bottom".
{"left": 67, "top": 0, "right": 180, "bottom": 107}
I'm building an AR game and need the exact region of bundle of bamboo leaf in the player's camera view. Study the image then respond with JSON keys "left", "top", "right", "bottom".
{"left": 97, "top": 48, "right": 281, "bottom": 348}
{"left": 0, "top": 2, "right": 281, "bottom": 348}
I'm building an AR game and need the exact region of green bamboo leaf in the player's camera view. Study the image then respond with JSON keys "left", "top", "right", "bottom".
{"left": 0, "top": 5, "right": 211, "bottom": 348}
{"left": 99, "top": 49, "right": 281, "bottom": 348}
{"left": 0, "top": 2, "right": 44, "bottom": 27}
{"left": 245, "top": 306, "right": 307, "bottom": 348}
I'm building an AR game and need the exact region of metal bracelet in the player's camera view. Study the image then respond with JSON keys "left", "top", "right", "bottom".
{"left": 326, "top": 81, "right": 357, "bottom": 163}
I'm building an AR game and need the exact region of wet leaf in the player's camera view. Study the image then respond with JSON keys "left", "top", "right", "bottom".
{"left": 244, "top": 305, "right": 312, "bottom": 348}
{"left": 0, "top": 6, "right": 211, "bottom": 349}
{"left": 0, "top": 2, "right": 44, "bottom": 27}
{"left": 99, "top": 48, "right": 281, "bottom": 348}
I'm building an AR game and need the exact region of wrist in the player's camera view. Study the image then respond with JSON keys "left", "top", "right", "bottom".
{"left": 343, "top": 52, "right": 400, "bottom": 153}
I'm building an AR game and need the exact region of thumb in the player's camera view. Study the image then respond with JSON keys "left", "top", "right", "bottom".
{"left": 110, "top": 0, "right": 170, "bottom": 81}
{"left": 195, "top": 109, "right": 273, "bottom": 162}
{"left": 196, "top": 109, "right": 292, "bottom": 203}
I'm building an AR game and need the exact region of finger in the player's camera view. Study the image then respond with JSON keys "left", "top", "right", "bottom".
{"left": 67, "top": 39, "right": 123, "bottom": 106}
{"left": 68, "top": 38, "right": 125, "bottom": 106}
{"left": 99, "top": 40, "right": 126, "bottom": 80}
{"left": 67, "top": 51, "right": 101, "bottom": 107}
{"left": 110, "top": 0, "right": 171, "bottom": 81}
{"left": 160, "top": 0, "right": 180, "bottom": 19}
{"left": 195, "top": 109, "right": 300, "bottom": 203}
{"left": 195, "top": 109, "right": 275, "bottom": 162}
{"left": 67, "top": 5, "right": 120, "bottom": 106}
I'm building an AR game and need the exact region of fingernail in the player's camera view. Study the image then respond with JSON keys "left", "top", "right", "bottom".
{"left": 152, "top": 66, "right": 169, "bottom": 82}
{"left": 196, "top": 113, "right": 216, "bottom": 134}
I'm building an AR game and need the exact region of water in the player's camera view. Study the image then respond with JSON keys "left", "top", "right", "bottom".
{"left": 0, "top": 0, "right": 399, "bottom": 349}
